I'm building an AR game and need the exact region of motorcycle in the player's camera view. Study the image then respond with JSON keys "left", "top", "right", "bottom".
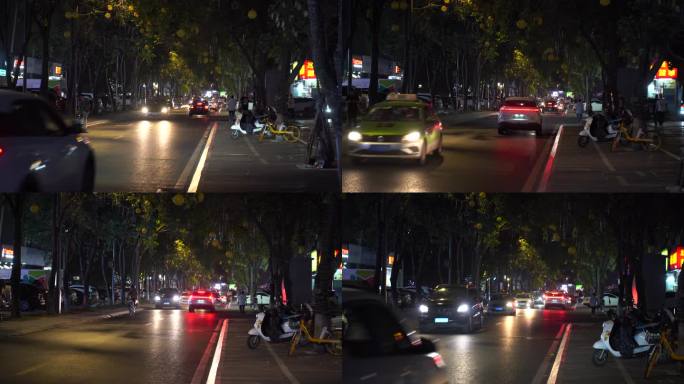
{"left": 592, "top": 309, "right": 659, "bottom": 366}
{"left": 578, "top": 113, "right": 619, "bottom": 148}
{"left": 247, "top": 306, "right": 301, "bottom": 349}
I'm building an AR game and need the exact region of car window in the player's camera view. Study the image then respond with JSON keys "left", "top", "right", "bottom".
{"left": 504, "top": 99, "right": 537, "bottom": 108}
{"left": 39, "top": 105, "right": 66, "bottom": 136}
{"left": 344, "top": 300, "right": 411, "bottom": 357}
{"left": 366, "top": 106, "right": 423, "bottom": 121}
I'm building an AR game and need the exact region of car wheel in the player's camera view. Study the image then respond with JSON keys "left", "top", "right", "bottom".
{"left": 498, "top": 125, "right": 507, "bottom": 135}
{"left": 417, "top": 140, "right": 427, "bottom": 165}
{"left": 81, "top": 156, "right": 95, "bottom": 192}
{"left": 465, "top": 316, "right": 473, "bottom": 333}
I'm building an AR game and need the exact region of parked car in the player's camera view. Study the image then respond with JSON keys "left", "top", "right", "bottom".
{"left": 602, "top": 292, "right": 619, "bottom": 308}
{"left": 69, "top": 284, "right": 100, "bottom": 306}
{"left": 0, "top": 90, "right": 96, "bottom": 192}
{"left": 344, "top": 286, "right": 448, "bottom": 384}
{"left": 247, "top": 290, "right": 270, "bottom": 308}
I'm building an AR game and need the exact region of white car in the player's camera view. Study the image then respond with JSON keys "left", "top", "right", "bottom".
{"left": 602, "top": 293, "right": 619, "bottom": 308}
{"left": 498, "top": 97, "right": 543, "bottom": 136}
{"left": 247, "top": 291, "right": 270, "bottom": 307}
{"left": 0, "top": 90, "right": 95, "bottom": 192}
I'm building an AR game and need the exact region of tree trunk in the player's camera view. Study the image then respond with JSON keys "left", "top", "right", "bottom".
{"left": 368, "top": 0, "right": 384, "bottom": 105}
{"left": 9, "top": 195, "right": 24, "bottom": 318}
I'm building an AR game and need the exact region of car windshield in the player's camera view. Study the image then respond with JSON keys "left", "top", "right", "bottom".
{"left": 504, "top": 99, "right": 537, "bottom": 108}
{"left": 491, "top": 294, "right": 511, "bottom": 301}
{"left": 159, "top": 288, "right": 178, "bottom": 295}
{"left": 365, "top": 106, "right": 422, "bottom": 121}
{"left": 432, "top": 286, "right": 467, "bottom": 298}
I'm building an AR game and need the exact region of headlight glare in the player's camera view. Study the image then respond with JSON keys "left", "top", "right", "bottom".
{"left": 419, "top": 304, "right": 429, "bottom": 313}
{"left": 161, "top": 107, "right": 169, "bottom": 114}
{"left": 402, "top": 131, "right": 422, "bottom": 142}
{"left": 141, "top": 106, "right": 149, "bottom": 114}
{"left": 154, "top": 295, "right": 160, "bottom": 301}
{"left": 506, "top": 301, "right": 513, "bottom": 308}
{"left": 457, "top": 304, "right": 469, "bottom": 313}
{"left": 173, "top": 295, "right": 180, "bottom": 301}
{"left": 347, "top": 131, "right": 362, "bottom": 142}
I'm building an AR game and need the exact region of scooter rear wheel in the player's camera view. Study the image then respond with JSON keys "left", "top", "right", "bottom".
{"left": 231, "top": 129, "right": 241, "bottom": 140}
{"left": 578, "top": 136, "right": 590, "bottom": 148}
{"left": 247, "top": 335, "right": 261, "bottom": 349}
{"left": 592, "top": 348, "right": 608, "bottom": 366}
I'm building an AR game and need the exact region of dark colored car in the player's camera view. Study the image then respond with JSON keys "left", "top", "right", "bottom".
{"left": 141, "top": 98, "right": 170, "bottom": 116}
{"left": 418, "top": 284, "right": 484, "bottom": 333}
{"left": 154, "top": 287, "right": 181, "bottom": 309}
{"left": 344, "top": 287, "right": 448, "bottom": 384}
{"left": 188, "top": 289, "right": 216, "bottom": 312}
{"left": 487, "top": 294, "right": 516, "bottom": 315}
{"left": 542, "top": 99, "right": 559, "bottom": 113}
{"left": 189, "top": 98, "right": 209, "bottom": 116}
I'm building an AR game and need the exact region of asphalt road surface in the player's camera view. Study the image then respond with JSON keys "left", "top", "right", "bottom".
{"left": 343, "top": 112, "right": 575, "bottom": 192}
{"left": 0, "top": 308, "right": 222, "bottom": 384}
{"left": 88, "top": 110, "right": 337, "bottom": 192}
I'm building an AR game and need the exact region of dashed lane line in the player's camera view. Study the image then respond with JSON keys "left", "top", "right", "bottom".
{"left": 265, "top": 341, "right": 301, "bottom": 384}
{"left": 244, "top": 136, "right": 269, "bottom": 165}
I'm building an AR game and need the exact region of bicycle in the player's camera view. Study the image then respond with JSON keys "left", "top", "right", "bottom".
{"left": 258, "top": 119, "right": 302, "bottom": 143}
{"left": 643, "top": 309, "right": 684, "bottom": 379}
{"left": 611, "top": 120, "right": 662, "bottom": 152}
{"left": 128, "top": 299, "right": 137, "bottom": 318}
{"left": 288, "top": 312, "right": 342, "bottom": 356}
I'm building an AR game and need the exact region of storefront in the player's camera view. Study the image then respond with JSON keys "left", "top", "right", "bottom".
{"left": 647, "top": 61, "right": 681, "bottom": 112}
{"left": 291, "top": 60, "right": 318, "bottom": 99}
{"left": 665, "top": 246, "right": 683, "bottom": 293}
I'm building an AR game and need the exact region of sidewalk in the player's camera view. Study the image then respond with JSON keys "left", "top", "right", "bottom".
{"left": 217, "top": 317, "right": 341, "bottom": 384}
{"left": 0, "top": 305, "right": 139, "bottom": 338}
{"left": 544, "top": 122, "right": 683, "bottom": 192}
{"left": 558, "top": 320, "right": 683, "bottom": 383}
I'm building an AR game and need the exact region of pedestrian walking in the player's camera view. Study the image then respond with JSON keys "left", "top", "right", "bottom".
{"left": 574, "top": 99, "right": 585, "bottom": 123}
{"left": 590, "top": 292, "right": 599, "bottom": 317}
{"left": 237, "top": 290, "right": 246, "bottom": 313}
{"left": 655, "top": 95, "right": 667, "bottom": 128}
{"left": 227, "top": 95, "right": 237, "bottom": 121}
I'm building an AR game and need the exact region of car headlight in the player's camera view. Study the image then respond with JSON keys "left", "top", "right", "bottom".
{"left": 402, "top": 131, "right": 422, "bottom": 142}
{"left": 347, "top": 131, "right": 362, "bottom": 142}
{"left": 173, "top": 295, "right": 180, "bottom": 302}
{"left": 161, "top": 107, "right": 169, "bottom": 114}
{"left": 457, "top": 304, "right": 469, "bottom": 313}
{"left": 419, "top": 304, "right": 429, "bottom": 313}
{"left": 506, "top": 302, "right": 513, "bottom": 308}
{"left": 141, "top": 106, "right": 149, "bottom": 114}
{"left": 154, "top": 295, "right": 160, "bottom": 301}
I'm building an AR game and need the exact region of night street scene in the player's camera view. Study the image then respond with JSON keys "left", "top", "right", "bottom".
{"left": 341, "top": 0, "right": 684, "bottom": 193}
{"left": 342, "top": 194, "right": 684, "bottom": 384}
{"left": 0, "top": 1, "right": 342, "bottom": 193}
{"left": 0, "top": 193, "right": 342, "bottom": 384}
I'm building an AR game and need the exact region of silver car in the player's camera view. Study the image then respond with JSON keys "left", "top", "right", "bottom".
{"left": 344, "top": 287, "right": 448, "bottom": 384}
{"left": 498, "top": 97, "right": 543, "bottom": 136}
{"left": 0, "top": 90, "right": 95, "bottom": 192}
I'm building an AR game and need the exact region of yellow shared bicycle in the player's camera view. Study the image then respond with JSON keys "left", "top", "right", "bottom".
{"left": 258, "top": 119, "right": 302, "bottom": 143}
{"left": 611, "top": 121, "right": 662, "bottom": 152}
{"left": 288, "top": 306, "right": 342, "bottom": 356}
{"left": 643, "top": 309, "right": 684, "bottom": 379}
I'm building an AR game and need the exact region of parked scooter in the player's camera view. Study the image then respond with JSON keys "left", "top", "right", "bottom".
{"left": 578, "top": 113, "right": 619, "bottom": 147}
{"left": 592, "top": 309, "right": 659, "bottom": 366}
{"left": 247, "top": 306, "right": 301, "bottom": 349}
{"left": 230, "top": 110, "right": 266, "bottom": 139}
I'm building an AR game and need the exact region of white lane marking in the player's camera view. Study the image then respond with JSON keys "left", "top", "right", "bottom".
{"left": 615, "top": 358, "right": 637, "bottom": 384}
{"left": 244, "top": 136, "right": 269, "bottom": 165}
{"left": 530, "top": 323, "right": 566, "bottom": 384}
{"left": 190, "top": 320, "right": 222, "bottom": 384}
{"left": 15, "top": 362, "right": 51, "bottom": 376}
{"left": 187, "top": 123, "right": 218, "bottom": 193}
{"left": 591, "top": 141, "right": 616, "bottom": 172}
{"left": 546, "top": 323, "right": 572, "bottom": 384}
{"left": 87, "top": 120, "right": 108, "bottom": 127}
{"left": 522, "top": 124, "right": 558, "bottom": 192}
{"left": 206, "top": 319, "right": 228, "bottom": 384}
{"left": 537, "top": 124, "right": 564, "bottom": 192}
{"left": 265, "top": 340, "right": 301, "bottom": 384}
{"left": 175, "top": 125, "right": 211, "bottom": 190}
{"left": 660, "top": 147, "right": 682, "bottom": 161}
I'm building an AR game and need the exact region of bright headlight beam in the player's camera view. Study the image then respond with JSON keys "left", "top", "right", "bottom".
{"left": 457, "top": 304, "right": 469, "bottom": 313}
{"left": 403, "top": 131, "right": 421, "bottom": 142}
{"left": 347, "top": 131, "right": 362, "bottom": 142}
{"left": 419, "top": 304, "right": 429, "bottom": 313}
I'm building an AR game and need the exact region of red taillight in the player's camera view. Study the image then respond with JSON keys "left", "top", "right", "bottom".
{"left": 0, "top": 147, "right": 4, "bottom": 157}
{"left": 501, "top": 106, "right": 540, "bottom": 113}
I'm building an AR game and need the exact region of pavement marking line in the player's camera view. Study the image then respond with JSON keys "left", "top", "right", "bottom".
{"left": 206, "top": 318, "right": 228, "bottom": 384}
{"left": 546, "top": 323, "right": 572, "bottom": 384}
{"left": 660, "top": 147, "right": 682, "bottom": 161}
{"left": 530, "top": 323, "right": 566, "bottom": 384}
{"left": 536, "top": 124, "right": 564, "bottom": 192}
{"left": 615, "top": 359, "right": 637, "bottom": 384}
{"left": 591, "top": 141, "right": 616, "bottom": 172}
{"left": 190, "top": 320, "right": 223, "bottom": 384}
{"left": 175, "top": 124, "right": 212, "bottom": 191}
{"left": 265, "top": 340, "right": 301, "bottom": 384}
{"left": 244, "top": 136, "right": 269, "bottom": 165}
{"left": 522, "top": 124, "right": 559, "bottom": 192}
{"left": 187, "top": 122, "right": 219, "bottom": 193}
{"left": 15, "top": 361, "right": 51, "bottom": 376}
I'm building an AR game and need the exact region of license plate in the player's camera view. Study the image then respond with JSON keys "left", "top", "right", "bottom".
{"left": 163, "top": 302, "right": 170, "bottom": 305}
{"left": 495, "top": 307, "right": 502, "bottom": 311}
{"left": 198, "top": 300, "right": 204, "bottom": 303}
{"left": 370, "top": 145, "right": 390, "bottom": 152}
{"left": 434, "top": 318, "right": 448, "bottom": 323}
{"left": 552, "top": 299, "right": 558, "bottom": 303}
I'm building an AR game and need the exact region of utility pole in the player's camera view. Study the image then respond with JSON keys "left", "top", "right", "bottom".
{"left": 447, "top": 234, "right": 452, "bottom": 284}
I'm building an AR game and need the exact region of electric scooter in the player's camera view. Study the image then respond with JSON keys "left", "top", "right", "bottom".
{"left": 578, "top": 114, "right": 619, "bottom": 147}
{"left": 592, "top": 310, "right": 659, "bottom": 366}
{"left": 246, "top": 307, "right": 301, "bottom": 349}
